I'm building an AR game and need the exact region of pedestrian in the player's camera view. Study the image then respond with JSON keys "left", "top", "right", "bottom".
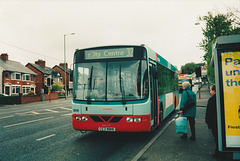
{"left": 179, "top": 81, "right": 197, "bottom": 140}
{"left": 205, "top": 84, "right": 220, "bottom": 157}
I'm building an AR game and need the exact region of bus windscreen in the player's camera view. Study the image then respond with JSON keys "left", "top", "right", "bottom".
{"left": 73, "top": 60, "right": 149, "bottom": 102}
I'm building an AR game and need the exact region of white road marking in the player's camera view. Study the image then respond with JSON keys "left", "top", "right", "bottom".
{"left": 16, "top": 111, "right": 41, "bottom": 116}
{"left": 0, "top": 115, "right": 14, "bottom": 119}
{"left": 36, "top": 134, "right": 56, "bottom": 141}
{"left": 3, "top": 116, "right": 54, "bottom": 128}
{"left": 44, "top": 109, "right": 59, "bottom": 113}
{"left": 131, "top": 117, "right": 175, "bottom": 161}
{"left": 58, "top": 107, "right": 72, "bottom": 111}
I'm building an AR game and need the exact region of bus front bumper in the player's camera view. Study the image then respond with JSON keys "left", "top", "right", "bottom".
{"left": 72, "top": 114, "right": 151, "bottom": 132}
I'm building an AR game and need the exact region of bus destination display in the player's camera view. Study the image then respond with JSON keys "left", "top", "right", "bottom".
{"left": 85, "top": 48, "right": 134, "bottom": 60}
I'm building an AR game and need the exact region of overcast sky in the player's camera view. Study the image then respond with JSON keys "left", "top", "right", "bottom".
{"left": 0, "top": 0, "right": 239, "bottom": 70}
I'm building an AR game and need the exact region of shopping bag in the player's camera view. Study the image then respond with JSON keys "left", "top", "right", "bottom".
{"left": 175, "top": 116, "right": 187, "bottom": 134}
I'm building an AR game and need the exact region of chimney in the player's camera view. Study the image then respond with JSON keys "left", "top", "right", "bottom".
{"left": 35, "top": 59, "right": 46, "bottom": 68}
{"left": 1, "top": 53, "right": 9, "bottom": 61}
{"left": 60, "top": 63, "right": 68, "bottom": 69}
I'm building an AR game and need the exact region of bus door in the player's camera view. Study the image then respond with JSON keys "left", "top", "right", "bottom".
{"left": 149, "top": 62, "right": 158, "bottom": 128}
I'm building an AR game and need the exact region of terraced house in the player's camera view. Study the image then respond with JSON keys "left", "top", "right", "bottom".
{"left": 0, "top": 53, "right": 36, "bottom": 96}
{"left": 26, "top": 59, "right": 62, "bottom": 95}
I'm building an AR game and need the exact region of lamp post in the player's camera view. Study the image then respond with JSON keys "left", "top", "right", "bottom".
{"left": 195, "top": 22, "right": 211, "bottom": 83}
{"left": 64, "top": 33, "right": 75, "bottom": 99}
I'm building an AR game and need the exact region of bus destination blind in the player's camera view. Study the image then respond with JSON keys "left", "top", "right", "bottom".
{"left": 85, "top": 48, "right": 134, "bottom": 60}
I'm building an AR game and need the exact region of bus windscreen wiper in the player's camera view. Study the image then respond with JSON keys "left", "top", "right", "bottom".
{"left": 87, "top": 66, "right": 93, "bottom": 104}
{"left": 119, "top": 65, "right": 126, "bottom": 105}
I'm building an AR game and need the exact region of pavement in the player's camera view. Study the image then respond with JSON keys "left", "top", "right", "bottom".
{"left": 135, "top": 85, "right": 237, "bottom": 161}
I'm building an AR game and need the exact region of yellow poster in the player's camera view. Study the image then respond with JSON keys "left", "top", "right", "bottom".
{"left": 221, "top": 52, "right": 240, "bottom": 147}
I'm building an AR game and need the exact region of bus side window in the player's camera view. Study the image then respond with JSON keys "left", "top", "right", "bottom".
{"left": 143, "top": 69, "right": 149, "bottom": 98}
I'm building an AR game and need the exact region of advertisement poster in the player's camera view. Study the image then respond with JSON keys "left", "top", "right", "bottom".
{"left": 221, "top": 51, "right": 240, "bottom": 148}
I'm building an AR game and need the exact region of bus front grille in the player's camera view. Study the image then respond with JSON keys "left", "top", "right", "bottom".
{"left": 90, "top": 116, "right": 123, "bottom": 123}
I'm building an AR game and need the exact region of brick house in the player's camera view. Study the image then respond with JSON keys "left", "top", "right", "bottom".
{"left": 0, "top": 53, "right": 37, "bottom": 96}
{"left": 52, "top": 63, "right": 72, "bottom": 93}
{"left": 26, "top": 59, "right": 61, "bottom": 95}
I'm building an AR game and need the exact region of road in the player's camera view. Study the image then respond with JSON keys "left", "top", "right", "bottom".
{"left": 0, "top": 99, "right": 177, "bottom": 161}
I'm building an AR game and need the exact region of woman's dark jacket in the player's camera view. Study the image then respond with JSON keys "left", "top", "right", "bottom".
{"left": 205, "top": 94, "right": 217, "bottom": 130}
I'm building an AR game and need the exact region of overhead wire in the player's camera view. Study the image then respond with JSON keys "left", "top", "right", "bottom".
{"left": 0, "top": 40, "right": 62, "bottom": 61}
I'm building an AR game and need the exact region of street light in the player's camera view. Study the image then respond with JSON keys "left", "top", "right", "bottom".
{"left": 195, "top": 22, "right": 211, "bottom": 83}
{"left": 64, "top": 33, "right": 75, "bottom": 99}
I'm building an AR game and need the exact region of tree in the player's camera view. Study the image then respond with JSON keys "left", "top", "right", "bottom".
{"left": 197, "top": 9, "right": 240, "bottom": 83}
{"left": 181, "top": 62, "right": 197, "bottom": 74}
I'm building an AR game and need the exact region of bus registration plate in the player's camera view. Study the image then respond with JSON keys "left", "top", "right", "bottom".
{"left": 98, "top": 127, "right": 115, "bottom": 132}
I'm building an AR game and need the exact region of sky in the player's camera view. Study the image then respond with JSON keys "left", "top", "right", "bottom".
{"left": 0, "top": 0, "right": 239, "bottom": 70}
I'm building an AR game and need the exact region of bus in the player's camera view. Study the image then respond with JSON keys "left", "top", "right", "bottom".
{"left": 72, "top": 45, "right": 179, "bottom": 132}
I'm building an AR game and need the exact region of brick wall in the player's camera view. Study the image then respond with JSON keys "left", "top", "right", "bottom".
{"left": 20, "top": 93, "right": 59, "bottom": 104}
{"left": 0, "top": 93, "right": 59, "bottom": 104}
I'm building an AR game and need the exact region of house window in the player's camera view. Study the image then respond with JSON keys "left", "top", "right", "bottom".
{"left": 31, "top": 75, "right": 34, "bottom": 81}
{"left": 22, "top": 74, "right": 30, "bottom": 81}
{"left": 22, "top": 86, "right": 35, "bottom": 94}
{"left": 22, "top": 86, "right": 31, "bottom": 94}
{"left": 45, "top": 77, "right": 47, "bottom": 85}
{"left": 12, "top": 85, "right": 21, "bottom": 94}
{"left": 12, "top": 73, "right": 21, "bottom": 80}
{"left": 22, "top": 74, "right": 26, "bottom": 81}
{"left": 6, "top": 72, "right": 10, "bottom": 80}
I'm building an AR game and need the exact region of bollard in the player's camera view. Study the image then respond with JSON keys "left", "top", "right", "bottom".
{"left": 198, "top": 86, "right": 201, "bottom": 99}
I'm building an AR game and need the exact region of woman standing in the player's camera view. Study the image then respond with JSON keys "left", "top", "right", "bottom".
{"left": 179, "top": 82, "right": 197, "bottom": 140}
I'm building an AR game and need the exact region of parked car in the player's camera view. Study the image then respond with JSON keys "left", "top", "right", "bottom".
{"left": 51, "top": 89, "right": 65, "bottom": 95}
{"left": 192, "top": 78, "right": 202, "bottom": 88}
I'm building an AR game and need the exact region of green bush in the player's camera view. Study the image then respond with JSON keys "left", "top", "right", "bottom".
{"left": 52, "top": 82, "right": 64, "bottom": 90}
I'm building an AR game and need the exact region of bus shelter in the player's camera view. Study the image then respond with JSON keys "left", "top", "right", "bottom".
{"left": 212, "top": 35, "right": 240, "bottom": 160}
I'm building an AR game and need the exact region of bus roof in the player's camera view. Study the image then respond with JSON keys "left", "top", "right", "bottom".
{"left": 75, "top": 44, "right": 178, "bottom": 73}
{"left": 144, "top": 45, "right": 178, "bottom": 73}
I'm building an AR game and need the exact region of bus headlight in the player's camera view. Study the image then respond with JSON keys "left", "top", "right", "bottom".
{"left": 75, "top": 116, "right": 81, "bottom": 121}
{"left": 82, "top": 116, "right": 88, "bottom": 121}
{"left": 126, "top": 117, "right": 133, "bottom": 122}
{"left": 134, "top": 118, "right": 141, "bottom": 122}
